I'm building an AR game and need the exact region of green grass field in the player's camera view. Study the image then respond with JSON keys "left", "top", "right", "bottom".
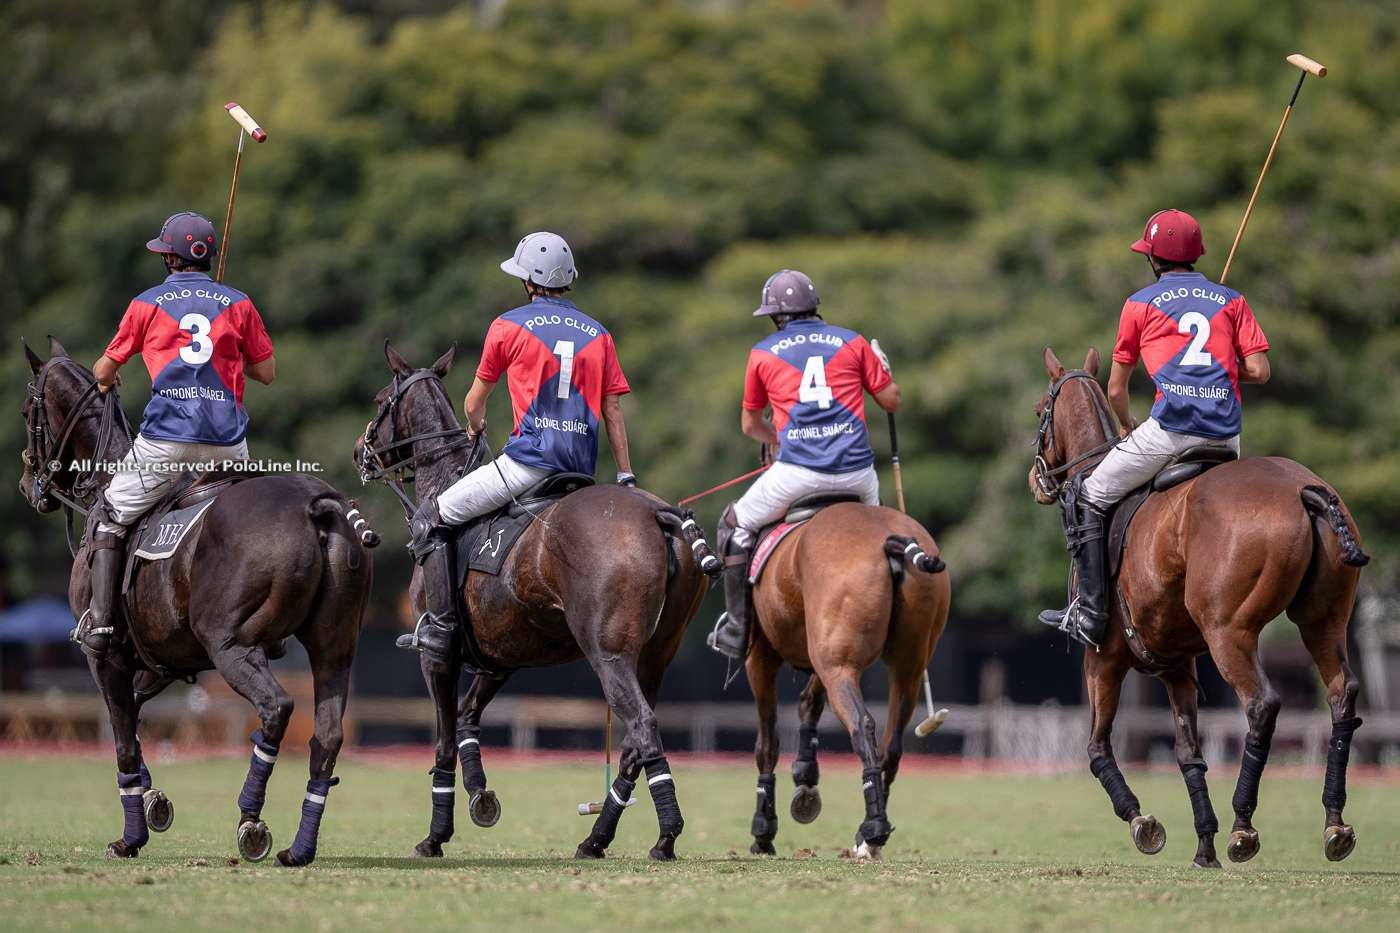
{"left": 1, "top": 751, "right": 1397, "bottom": 931}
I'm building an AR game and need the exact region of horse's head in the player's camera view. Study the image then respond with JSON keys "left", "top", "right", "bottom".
{"left": 19, "top": 336, "right": 115, "bottom": 513}
{"left": 1029, "top": 346, "right": 1117, "bottom": 505}
{"left": 355, "top": 340, "right": 464, "bottom": 484}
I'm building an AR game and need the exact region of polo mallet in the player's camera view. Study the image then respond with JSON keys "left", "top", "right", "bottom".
{"left": 884, "top": 405, "right": 948, "bottom": 739}
{"left": 216, "top": 102, "right": 268, "bottom": 282}
{"left": 1219, "top": 53, "right": 1327, "bottom": 284}
{"left": 577, "top": 708, "right": 634, "bottom": 815}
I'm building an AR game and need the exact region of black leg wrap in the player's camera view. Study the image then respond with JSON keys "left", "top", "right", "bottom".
{"left": 645, "top": 757, "right": 684, "bottom": 838}
{"left": 751, "top": 773, "right": 777, "bottom": 841}
{"left": 1323, "top": 716, "right": 1362, "bottom": 815}
{"left": 1090, "top": 756, "right": 1140, "bottom": 822}
{"left": 429, "top": 767, "right": 455, "bottom": 842}
{"left": 857, "top": 767, "right": 892, "bottom": 846}
{"left": 457, "top": 731, "right": 486, "bottom": 792}
{"left": 583, "top": 772, "right": 637, "bottom": 852}
{"left": 792, "top": 723, "right": 820, "bottom": 787}
{"left": 1231, "top": 736, "right": 1270, "bottom": 821}
{"left": 1180, "top": 760, "right": 1218, "bottom": 837}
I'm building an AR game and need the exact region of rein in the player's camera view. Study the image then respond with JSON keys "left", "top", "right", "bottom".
{"left": 24, "top": 357, "right": 135, "bottom": 555}
{"left": 1032, "top": 370, "right": 1118, "bottom": 499}
{"left": 357, "top": 369, "right": 475, "bottom": 518}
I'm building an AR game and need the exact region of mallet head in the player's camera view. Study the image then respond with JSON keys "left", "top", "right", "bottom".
{"left": 224, "top": 102, "right": 267, "bottom": 142}
{"left": 1286, "top": 53, "right": 1327, "bottom": 78}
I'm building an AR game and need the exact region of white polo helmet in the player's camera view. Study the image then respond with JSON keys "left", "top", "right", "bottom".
{"left": 500, "top": 231, "right": 578, "bottom": 288}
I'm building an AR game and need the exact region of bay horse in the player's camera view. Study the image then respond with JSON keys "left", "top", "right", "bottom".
{"left": 356, "top": 342, "right": 715, "bottom": 860}
{"left": 19, "top": 337, "right": 376, "bottom": 866}
{"left": 1031, "top": 347, "right": 1369, "bottom": 867}
{"left": 741, "top": 500, "right": 949, "bottom": 859}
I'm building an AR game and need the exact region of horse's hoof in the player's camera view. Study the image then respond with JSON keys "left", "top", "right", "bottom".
{"left": 143, "top": 789, "right": 174, "bottom": 833}
{"left": 852, "top": 840, "right": 883, "bottom": 861}
{"left": 413, "top": 838, "right": 445, "bottom": 858}
{"left": 1130, "top": 815, "right": 1166, "bottom": 855}
{"left": 790, "top": 785, "right": 822, "bottom": 825}
{"left": 1227, "top": 828, "right": 1259, "bottom": 864}
{"left": 749, "top": 839, "right": 776, "bottom": 856}
{"left": 105, "top": 840, "right": 140, "bottom": 859}
{"left": 1324, "top": 824, "right": 1356, "bottom": 862}
{"left": 275, "top": 848, "right": 312, "bottom": 867}
{"left": 648, "top": 834, "right": 678, "bottom": 861}
{"left": 574, "top": 838, "right": 607, "bottom": 860}
{"left": 469, "top": 790, "right": 501, "bottom": 829}
{"left": 237, "top": 820, "right": 273, "bottom": 863}
{"left": 1192, "top": 856, "right": 1222, "bottom": 869}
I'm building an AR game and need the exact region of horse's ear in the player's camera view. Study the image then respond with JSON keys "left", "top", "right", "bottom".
{"left": 1084, "top": 347, "right": 1100, "bottom": 378}
{"left": 47, "top": 335, "right": 68, "bottom": 359}
{"left": 1043, "top": 347, "right": 1065, "bottom": 381}
{"left": 384, "top": 339, "right": 412, "bottom": 376}
{"left": 23, "top": 339, "right": 44, "bottom": 374}
{"left": 430, "top": 343, "right": 456, "bottom": 378}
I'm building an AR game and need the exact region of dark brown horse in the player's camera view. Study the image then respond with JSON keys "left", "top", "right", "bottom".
{"left": 356, "top": 343, "right": 714, "bottom": 860}
{"left": 19, "top": 337, "right": 375, "bottom": 866}
{"left": 742, "top": 501, "right": 949, "bottom": 859}
{"left": 1031, "top": 347, "right": 1369, "bottom": 867}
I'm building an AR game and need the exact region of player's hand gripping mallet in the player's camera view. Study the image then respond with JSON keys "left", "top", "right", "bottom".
{"left": 1219, "top": 53, "right": 1327, "bottom": 284}
{"left": 216, "top": 102, "right": 268, "bottom": 282}
{"left": 875, "top": 340, "right": 948, "bottom": 739}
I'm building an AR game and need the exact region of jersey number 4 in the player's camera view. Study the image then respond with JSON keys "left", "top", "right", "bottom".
{"left": 799, "top": 356, "right": 833, "bottom": 409}
{"left": 1178, "top": 312, "right": 1214, "bottom": 368}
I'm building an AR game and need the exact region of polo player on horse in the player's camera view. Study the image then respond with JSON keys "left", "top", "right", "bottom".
{"left": 403, "top": 231, "right": 635, "bottom": 672}
{"left": 77, "top": 211, "right": 276, "bottom": 658}
{"left": 708, "top": 269, "right": 901, "bottom": 660}
{"left": 1039, "top": 209, "right": 1272, "bottom": 647}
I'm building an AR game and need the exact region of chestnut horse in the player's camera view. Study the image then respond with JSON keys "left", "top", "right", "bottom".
{"left": 742, "top": 501, "right": 949, "bottom": 859}
{"left": 1031, "top": 347, "right": 1369, "bottom": 867}
{"left": 356, "top": 343, "right": 715, "bottom": 860}
{"left": 19, "top": 338, "right": 375, "bottom": 866}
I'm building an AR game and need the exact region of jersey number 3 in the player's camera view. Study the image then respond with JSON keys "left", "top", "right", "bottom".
{"left": 179, "top": 312, "right": 214, "bottom": 365}
{"left": 799, "top": 356, "right": 833, "bottom": 409}
{"left": 1178, "top": 312, "right": 1214, "bottom": 368}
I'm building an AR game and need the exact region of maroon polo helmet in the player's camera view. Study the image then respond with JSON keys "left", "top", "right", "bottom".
{"left": 146, "top": 212, "right": 219, "bottom": 264}
{"left": 1130, "top": 209, "right": 1205, "bottom": 263}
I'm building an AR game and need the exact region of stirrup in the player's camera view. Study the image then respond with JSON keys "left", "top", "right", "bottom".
{"left": 395, "top": 612, "right": 431, "bottom": 651}
{"left": 1038, "top": 598, "right": 1101, "bottom": 651}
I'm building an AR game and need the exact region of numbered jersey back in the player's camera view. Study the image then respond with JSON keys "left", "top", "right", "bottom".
{"left": 743, "top": 317, "right": 891, "bottom": 474}
{"left": 1113, "top": 272, "right": 1269, "bottom": 439}
{"left": 476, "top": 297, "right": 631, "bottom": 476}
{"left": 104, "top": 272, "right": 273, "bottom": 446}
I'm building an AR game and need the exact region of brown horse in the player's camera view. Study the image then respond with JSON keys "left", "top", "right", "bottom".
{"left": 742, "top": 501, "right": 949, "bottom": 859}
{"left": 356, "top": 343, "right": 715, "bottom": 860}
{"left": 1031, "top": 347, "right": 1369, "bottom": 867}
{"left": 19, "top": 337, "right": 375, "bottom": 866}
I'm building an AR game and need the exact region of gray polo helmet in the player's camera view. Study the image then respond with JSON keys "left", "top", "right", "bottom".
{"left": 500, "top": 231, "right": 578, "bottom": 288}
{"left": 146, "top": 212, "right": 219, "bottom": 263}
{"left": 753, "top": 268, "right": 820, "bottom": 317}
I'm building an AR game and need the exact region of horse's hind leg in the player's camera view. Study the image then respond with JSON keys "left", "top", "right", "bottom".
{"left": 459, "top": 673, "right": 509, "bottom": 831}
{"left": 819, "top": 666, "right": 892, "bottom": 858}
{"left": 1296, "top": 608, "right": 1362, "bottom": 861}
{"left": 790, "top": 673, "right": 825, "bottom": 825}
{"left": 1084, "top": 652, "right": 1163, "bottom": 856}
{"left": 878, "top": 666, "right": 921, "bottom": 810}
{"left": 1205, "top": 628, "right": 1281, "bottom": 864}
{"left": 210, "top": 644, "right": 294, "bottom": 863}
{"left": 745, "top": 638, "right": 782, "bottom": 855}
{"left": 275, "top": 647, "right": 352, "bottom": 867}
{"left": 91, "top": 658, "right": 149, "bottom": 858}
{"left": 1161, "top": 663, "right": 1219, "bottom": 868}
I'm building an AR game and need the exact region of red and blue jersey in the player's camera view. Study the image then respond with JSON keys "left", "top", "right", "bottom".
{"left": 476, "top": 297, "right": 630, "bottom": 475}
{"left": 743, "top": 318, "right": 890, "bottom": 473}
{"left": 104, "top": 272, "right": 273, "bottom": 445}
{"left": 1113, "top": 272, "right": 1269, "bottom": 439}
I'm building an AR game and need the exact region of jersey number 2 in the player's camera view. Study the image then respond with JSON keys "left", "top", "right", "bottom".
{"left": 553, "top": 340, "right": 575, "bottom": 399}
{"left": 1178, "top": 312, "right": 1213, "bottom": 368}
{"left": 799, "top": 356, "right": 833, "bottom": 409}
{"left": 179, "top": 312, "right": 213, "bottom": 365}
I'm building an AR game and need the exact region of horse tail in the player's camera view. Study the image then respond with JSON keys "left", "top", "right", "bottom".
{"left": 308, "top": 494, "right": 382, "bottom": 551}
{"left": 884, "top": 535, "right": 945, "bottom": 575}
{"left": 655, "top": 506, "right": 722, "bottom": 578}
{"left": 1300, "top": 485, "right": 1369, "bottom": 568}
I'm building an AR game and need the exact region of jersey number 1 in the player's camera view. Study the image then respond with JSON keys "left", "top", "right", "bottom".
{"left": 799, "top": 356, "right": 833, "bottom": 409}
{"left": 553, "top": 340, "right": 575, "bottom": 399}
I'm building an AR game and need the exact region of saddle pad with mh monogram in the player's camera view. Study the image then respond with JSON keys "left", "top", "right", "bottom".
{"left": 131, "top": 500, "right": 217, "bottom": 561}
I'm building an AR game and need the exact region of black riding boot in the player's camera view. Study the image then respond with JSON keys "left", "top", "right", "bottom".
{"left": 707, "top": 552, "right": 754, "bottom": 661}
{"left": 1038, "top": 483, "right": 1110, "bottom": 648}
{"left": 78, "top": 530, "right": 126, "bottom": 659}
{"left": 402, "top": 498, "right": 459, "bottom": 673}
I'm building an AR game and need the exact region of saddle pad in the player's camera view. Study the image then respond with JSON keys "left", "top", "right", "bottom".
{"left": 454, "top": 500, "right": 553, "bottom": 580}
{"left": 132, "top": 500, "right": 217, "bottom": 561}
{"left": 749, "top": 522, "right": 802, "bottom": 585}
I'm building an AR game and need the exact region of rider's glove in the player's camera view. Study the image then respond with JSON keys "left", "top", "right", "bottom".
{"left": 616, "top": 472, "right": 637, "bottom": 487}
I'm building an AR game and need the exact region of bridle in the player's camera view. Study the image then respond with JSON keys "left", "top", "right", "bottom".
{"left": 1031, "top": 369, "right": 1119, "bottom": 500}
{"left": 357, "top": 369, "right": 475, "bottom": 517}
{"left": 22, "top": 356, "right": 135, "bottom": 554}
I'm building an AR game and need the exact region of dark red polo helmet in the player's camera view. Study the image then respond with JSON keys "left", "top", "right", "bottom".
{"left": 146, "top": 212, "right": 219, "bottom": 263}
{"left": 1130, "top": 209, "right": 1205, "bottom": 263}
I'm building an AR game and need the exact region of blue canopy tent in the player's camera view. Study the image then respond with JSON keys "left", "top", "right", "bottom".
{"left": 0, "top": 596, "right": 75, "bottom": 644}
